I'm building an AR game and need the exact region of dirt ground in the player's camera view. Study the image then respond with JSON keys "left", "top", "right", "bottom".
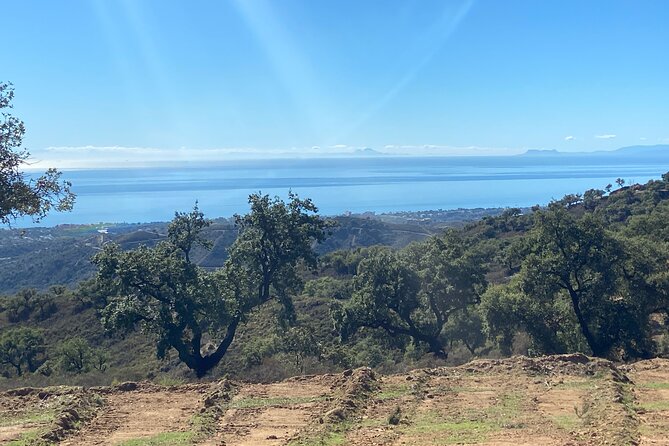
{"left": 626, "top": 359, "right": 669, "bottom": 445}
{"left": 59, "top": 383, "right": 210, "bottom": 446}
{"left": 1, "top": 355, "right": 667, "bottom": 445}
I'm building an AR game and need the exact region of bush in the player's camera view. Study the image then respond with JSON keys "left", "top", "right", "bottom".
{"left": 57, "top": 338, "right": 108, "bottom": 374}
{"left": 0, "top": 327, "right": 46, "bottom": 376}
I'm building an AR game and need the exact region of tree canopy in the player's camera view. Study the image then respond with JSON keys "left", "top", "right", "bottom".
{"left": 0, "top": 82, "right": 74, "bottom": 225}
{"left": 483, "top": 202, "right": 667, "bottom": 359}
{"left": 333, "top": 232, "right": 487, "bottom": 358}
{"left": 0, "top": 327, "right": 45, "bottom": 376}
{"left": 94, "top": 194, "right": 332, "bottom": 377}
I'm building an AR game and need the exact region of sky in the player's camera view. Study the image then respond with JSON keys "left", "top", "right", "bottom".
{"left": 2, "top": 0, "right": 669, "bottom": 167}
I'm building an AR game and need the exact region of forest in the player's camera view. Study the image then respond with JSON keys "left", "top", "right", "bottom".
{"left": 2, "top": 172, "right": 669, "bottom": 388}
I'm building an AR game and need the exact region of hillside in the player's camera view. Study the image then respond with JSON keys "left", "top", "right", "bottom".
{"left": 2, "top": 355, "right": 668, "bottom": 445}
{"left": 1, "top": 173, "right": 668, "bottom": 398}
{"left": 0, "top": 209, "right": 502, "bottom": 294}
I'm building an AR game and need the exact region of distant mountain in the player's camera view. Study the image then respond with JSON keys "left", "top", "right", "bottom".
{"left": 353, "top": 147, "right": 383, "bottom": 156}
{"left": 610, "top": 144, "right": 669, "bottom": 156}
{"left": 520, "top": 144, "right": 669, "bottom": 158}
{"left": 522, "top": 149, "right": 560, "bottom": 156}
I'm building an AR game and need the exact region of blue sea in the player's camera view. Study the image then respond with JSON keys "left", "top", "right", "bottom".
{"left": 20, "top": 154, "right": 669, "bottom": 227}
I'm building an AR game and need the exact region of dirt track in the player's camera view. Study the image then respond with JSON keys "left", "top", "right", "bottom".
{"left": 59, "top": 383, "right": 210, "bottom": 446}
{"left": 1, "top": 355, "right": 668, "bottom": 445}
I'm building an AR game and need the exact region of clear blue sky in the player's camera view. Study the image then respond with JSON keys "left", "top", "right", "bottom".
{"left": 3, "top": 0, "right": 669, "bottom": 166}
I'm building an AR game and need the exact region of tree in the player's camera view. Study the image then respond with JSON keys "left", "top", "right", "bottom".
{"left": 583, "top": 188, "right": 605, "bottom": 210}
{"left": 279, "top": 326, "right": 321, "bottom": 373}
{"left": 56, "top": 337, "right": 108, "bottom": 374}
{"left": 333, "top": 232, "right": 487, "bottom": 358}
{"left": 58, "top": 338, "right": 93, "bottom": 373}
{"left": 488, "top": 204, "right": 660, "bottom": 358}
{"left": 94, "top": 194, "right": 331, "bottom": 377}
{"left": 0, "top": 327, "right": 45, "bottom": 376}
{"left": 444, "top": 307, "right": 487, "bottom": 356}
{"left": 6, "top": 288, "right": 38, "bottom": 322}
{"left": 0, "top": 82, "right": 74, "bottom": 224}
{"left": 481, "top": 278, "right": 584, "bottom": 356}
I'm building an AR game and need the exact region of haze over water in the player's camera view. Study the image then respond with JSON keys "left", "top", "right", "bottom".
{"left": 22, "top": 153, "right": 669, "bottom": 227}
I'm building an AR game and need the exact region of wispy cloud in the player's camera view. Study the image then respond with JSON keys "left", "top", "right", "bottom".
{"left": 45, "top": 145, "right": 163, "bottom": 154}
{"left": 29, "top": 143, "right": 530, "bottom": 169}
{"left": 564, "top": 136, "right": 575, "bottom": 141}
{"left": 595, "top": 134, "right": 617, "bottom": 139}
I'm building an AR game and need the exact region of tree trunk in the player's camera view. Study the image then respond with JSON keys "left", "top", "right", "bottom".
{"left": 189, "top": 317, "right": 241, "bottom": 378}
{"left": 414, "top": 332, "right": 447, "bottom": 359}
{"left": 567, "top": 288, "right": 605, "bottom": 357}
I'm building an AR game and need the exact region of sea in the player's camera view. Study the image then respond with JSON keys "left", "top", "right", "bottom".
{"left": 18, "top": 153, "right": 669, "bottom": 227}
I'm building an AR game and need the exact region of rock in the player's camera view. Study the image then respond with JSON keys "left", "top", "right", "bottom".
{"left": 6, "top": 387, "right": 37, "bottom": 397}
{"left": 116, "top": 382, "right": 138, "bottom": 392}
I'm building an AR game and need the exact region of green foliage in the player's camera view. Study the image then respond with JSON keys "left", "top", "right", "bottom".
{"left": 481, "top": 278, "right": 584, "bottom": 356}
{"left": 57, "top": 337, "right": 108, "bottom": 374}
{"left": 3, "top": 287, "right": 60, "bottom": 322}
{"left": 303, "top": 277, "right": 353, "bottom": 300}
{"left": 0, "top": 82, "right": 74, "bottom": 225}
{"left": 444, "top": 307, "right": 487, "bottom": 356}
{"left": 279, "top": 326, "right": 322, "bottom": 373}
{"left": 483, "top": 202, "right": 667, "bottom": 359}
{"left": 5, "top": 288, "right": 37, "bottom": 322}
{"left": 334, "top": 231, "right": 487, "bottom": 358}
{"left": 94, "top": 193, "right": 331, "bottom": 377}
{"left": 57, "top": 338, "right": 92, "bottom": 373}
{"left": 0, "top": 327, "right": 45, "bottom": 376}
{"left": 320, "top": 246, "right": 388, "bottom": 276}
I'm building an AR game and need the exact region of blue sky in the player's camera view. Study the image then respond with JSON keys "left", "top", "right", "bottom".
{"left": 3, "top": 0, "right": 669, "bottom": 167}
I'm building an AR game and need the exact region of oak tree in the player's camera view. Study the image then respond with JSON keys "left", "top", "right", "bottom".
{"left": 0, "top": 82, "right": 74, "bottom": 224}
{"left": 94, "top": 194, "right": 331, "bottom": 377}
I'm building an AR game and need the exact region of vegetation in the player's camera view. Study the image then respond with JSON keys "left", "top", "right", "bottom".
{"left": 332, "top": 232, "right": 486, "bottom": 358}
{"left": 0, "top": 327, "right": 45, "bottom": 376}
{"left": 93, "top": 194, "right": 331, "bottom": 377}
{"left": 0, "top": 82, "right": 74, "bottom": 225}
{"left": 1, "top": 173, "right": 669, "bottom": 386}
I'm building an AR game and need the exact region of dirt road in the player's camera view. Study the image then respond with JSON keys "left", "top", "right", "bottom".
{"left": 1, "top": 355, "right": 668, "bottom": 445}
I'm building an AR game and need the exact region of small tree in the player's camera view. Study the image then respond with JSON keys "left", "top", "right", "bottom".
{"left": 6, "top": 288, "right": 38, "bottom": 322}
{"left": 0, "top": 82, "right": 74, "bottom": 225}
{"left": 583, "top": 188, "right": 605, "bottom": 210}
{"left": 94, "top": 194, "right": 331, "bottom": 377}
{"left": 91, "top": 348, "right": 109, "bottom": 372}
{"left": 33, "top": 292, "right": 57, "bottom": 320}
{"left": 0, "top": 327, "right": 45, "bottom": 376}
{"left": 279, "top": 326, "right": 321, "bottom": 373}
{"left": 58, "top": 338, "right": 93, "bottom": 374}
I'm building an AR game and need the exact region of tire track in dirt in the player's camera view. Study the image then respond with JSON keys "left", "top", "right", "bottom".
{"left": 628, "top": 359, "right": 669, "bottom": 446}
{"left": 3, "top": 356, "right": 668, "bottom": 445}
{"left": 386, "top": 371, "right": 578, "bottom": 446}
{"left": 60, "top": 383, "right": 210, "bottom": 446}
{"left": 345, "top": 355, "right": 638, "bottom": 446}
{"left": 203, "top": 376, "right": 335, "bottom": 446}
